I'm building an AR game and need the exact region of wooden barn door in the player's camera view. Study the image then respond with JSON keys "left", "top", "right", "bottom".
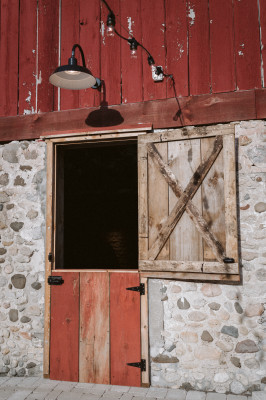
{"left": 49, "top": 271, "right": 142, "bottom": 385}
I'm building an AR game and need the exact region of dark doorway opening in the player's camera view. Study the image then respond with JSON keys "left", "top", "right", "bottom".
{"left": 55, "top": 141, "right": 138, "bottom": 269}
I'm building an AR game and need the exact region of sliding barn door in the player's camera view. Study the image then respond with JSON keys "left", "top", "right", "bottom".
{"left": 49, "top": 272, "right": 142, "bottom": 386}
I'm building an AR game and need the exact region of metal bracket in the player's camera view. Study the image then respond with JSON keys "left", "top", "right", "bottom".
{"left": 126, "top": 283, "right": 145, "bottom": 295}
{"left": 48, "top": 252, "right": 53, "bottom": 263}
{"left": 48, "top": 276, "right": 64, "bottom": 285}
{"left": 223, "top": 257, "right": 235, "bottom": 263}
{"left": 127, "top": 359, "right": 146, "bottom": 371}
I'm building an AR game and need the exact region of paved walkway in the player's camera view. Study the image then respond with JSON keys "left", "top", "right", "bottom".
{"left": 0, "top": 377, "right": 265, "bottom": 400}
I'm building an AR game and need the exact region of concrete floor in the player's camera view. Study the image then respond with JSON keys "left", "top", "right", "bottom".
{"left": 0, "top": 377, "right": 265, "bottom": 400}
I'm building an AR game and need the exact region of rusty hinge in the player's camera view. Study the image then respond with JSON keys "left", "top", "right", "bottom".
{"left": 127, "top": 359, "right": 146, "bottom": 371}
{"left": 48, "top": 252, "right": 53, "bottom": 262}
{"left": 126, "top": 283, "right": 145, "bottom": 295}
{"left": 48, "top": 276, "right": 64, "bottom": 285}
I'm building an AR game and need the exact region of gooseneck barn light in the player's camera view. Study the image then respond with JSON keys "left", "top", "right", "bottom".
{"left": 49, "top": 44, "right": 101, "bottom": 90}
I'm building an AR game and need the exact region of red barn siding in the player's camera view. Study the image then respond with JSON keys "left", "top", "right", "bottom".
{"left": 0, "top": 0, "right": 264, "bottom": 118}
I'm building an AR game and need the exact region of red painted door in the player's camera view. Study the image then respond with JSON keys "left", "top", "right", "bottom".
{"left": 110, "top": 273, "right": 141, "bottom": 387}
{"left": 50, "top": 272, "right": 80, "bottom": 382}
{"left": 49, "top": 271, "right": 141, "bottom": 386}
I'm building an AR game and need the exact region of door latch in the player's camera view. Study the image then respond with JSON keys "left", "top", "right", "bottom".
{"left": 223, "top": 257, "right": 235, "bottom": 263}
{"left": 127, "top": 359, "right": 146, "bottom": 371}
{"left": 48, "top": 276, "right": 64, "bottom": 285}
{"left": 126, "top": 283, "right": 145, "bottom": 295}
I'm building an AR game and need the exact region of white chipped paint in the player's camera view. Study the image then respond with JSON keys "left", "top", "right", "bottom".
{"left": 188, "top": 7, "right": 195, "bottom": 26}
{"left": 23, "top": 107, "right": 35, "bottom": 115}
{"left": 32, "top": 49, "right": 36, "bottom": 54}
{"left": 240, "top": 43, "right": 245, "bottom": 48}
{"left": 26, "top": 91, "right": 32, "bottom": 104}
{"left": 127, "top": 17, "right": 134, "bottom": 36}
{"left": 36, "top": 71, "right": 42, "bottom": 85}
{"left": 238, "top": 51, "right": 244, "bottom": 56}
{"left": 100, "top": 21, "right": 105, "bottom": 45}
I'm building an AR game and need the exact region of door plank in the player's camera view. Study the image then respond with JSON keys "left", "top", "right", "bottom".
{"left": 50, "top": 272, "right": 79, "bottom": 382}
{"left": 110, "top": 273, "right": 141, "bottom": 387}
{"left": 169, "top": 139, "right": 203, "bottom": 261}
{"left": 79, "top": 272, "right": 110, "bottom": 384}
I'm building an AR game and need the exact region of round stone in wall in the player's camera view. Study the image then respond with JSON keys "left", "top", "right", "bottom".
{"left": 17, "top": 368, "right": 26, "bottom": 377}
{"left": 235, "top": 339, "right": 259, "bottom": 353}
{"left": 230, "top": 356, "right": 241, "bottom": 368}
{"left": 9, "top": 309, "right": 18, "bottom": 322}
{"left": 10, "top": 222, "right": 24, "bottom": 232}
{"left": 0, "top": 248, "right": 7, "bottom": 255}
{"left": 20, "top": 316, "right": 31, "bottom": 323}
{"left": 201, "top": 330, "right": 213, "bottom": 342}
{"left": 254, "top": 202, "right": 266, "bottom": 213}
{"left": 201, "top": 283, "right": 222, "bottom": 297}
{"left": 221, "top": 325, "right": 239, "bottom": 338}
{"left": 177, "top": 297, "right": 190, "bottom": 309}
{"left": 11, "top": 274, "right": 26, "bottom": 289}
{"left": 208, "top": 302, "right": 221, "bottom": 311}
{"left": 31, "top": 282, "right": 41, "bottom": 290}
{"left": 14, "top": 176, "right": 26, "bottom": 186}
{"left": 234, "top": 302, "right": 243, "bottom": 314}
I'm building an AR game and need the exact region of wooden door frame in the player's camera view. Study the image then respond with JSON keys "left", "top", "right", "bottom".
{"left": 43, "top": 127, "right": 152, "bottom": 386}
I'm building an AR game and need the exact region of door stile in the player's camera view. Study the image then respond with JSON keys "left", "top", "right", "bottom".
{"left": 140, "top": 276, "right": 149, "bottom": 387}
{"left": 43, "top": 140, "right": 55, "bottom": 378}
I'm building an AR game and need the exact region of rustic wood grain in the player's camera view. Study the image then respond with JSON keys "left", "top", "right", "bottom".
{"left": 223, "top": 134, "right": 239, "bottom": 263}
{"left": 110, "top": 273, "right": 141, "bottom": 387}
{"left": 201, "top": 137, "right": 226, "bottom": 261}
{"left": 18, "top": 0, "right": 37, "bottom": 115}
{"left": 147, "top": 136, "right": 223, "bottom": 260}
{"left": 139, "top": 260, "right": 238, "bottom": 274}
{"left": 234, "top": 0, "right": 261, "bottom": 90}
{"left": 140, "top": 277, "right": 149, "bottom": 387}
{"left": 138, "top": 143, "right": 149, "bottom": 260}
{"left": 148, "top": 143, "right": 169, "bottom": 260}
{"left": 43, "top": 140, "right": 54, "bottom": 377}
{"left": 0, "top": 90, "right": 257, "bottom": 141}
{"left": 50, "top": 272, "right": 80, "bottom": 382}
{"left": 168, "top": 139, "right": 203, "bottom": 261}
{"left": 209, "top": 0, "right": 235, "bottom": 93}
{"left": 0, "top": 0, "right": 19, "bottom": 117}
{"left": 79, "top": 272, "right": 110, "bottom": 384}
{"left": 140, "top": 271, "right": 241, "bottom": 283}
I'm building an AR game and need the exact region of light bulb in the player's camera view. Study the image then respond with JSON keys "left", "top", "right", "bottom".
{"left": 130, "top": 49, "right": 137, "bottom": 59}
{"left": 65, "top": 70, "right": 81, "bottom": 75}
{"left": 106, "top": 25, "right": 115, "bottom": 38}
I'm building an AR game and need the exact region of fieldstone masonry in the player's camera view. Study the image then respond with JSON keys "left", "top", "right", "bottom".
{"left": 0, "top": 140, "right": 46, "bottom": 378}
{"left": 0, "top": 121, "right": 264, "bottom": 396}
{"left": 149, "top": 120, "right": 266, "bottom": 395}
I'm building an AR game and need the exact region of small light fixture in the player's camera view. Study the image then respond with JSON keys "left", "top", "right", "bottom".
{"left": 128, "top": 38, "right": 138, "bottom": 59}
{"left": 49, "top": 44, "right": 101, "bottom": 90}
{"left": 106, "top": 12, "right": 115, "bottom": 37}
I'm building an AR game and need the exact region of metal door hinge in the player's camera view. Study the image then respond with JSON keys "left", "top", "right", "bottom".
{"left": 127, "top": 359, "right": 146, "bottom": 371}
{"left": 126, "top": 283, "right": 145, "bottom": 295}
{"left": 48, "top": 253, "right": 53, "bottom": 262}
{"left": 48, "top": 276, "right": 64, "bottom": 285}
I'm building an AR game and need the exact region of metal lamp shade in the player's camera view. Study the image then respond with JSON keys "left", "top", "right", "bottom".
{"left": 49, "top": 64, "right": 97, "bottom": 90}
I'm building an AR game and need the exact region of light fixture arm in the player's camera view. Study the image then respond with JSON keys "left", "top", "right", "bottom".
{"left": 70, "top": 44, "right": 86, "bottom": 67}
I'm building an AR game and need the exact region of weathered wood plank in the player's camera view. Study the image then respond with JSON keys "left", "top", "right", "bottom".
{"left": 38, "top": 0, "right": 59, "bottom": 113}
{"left": 139, "top": 260, "right": 238, "bottom": 274}
{"left": 201, "top": 137, "right": 226, "bottom": 261}
{"left": 138, "top": 143, "right": 148, "bottom": 260}
{"left": 259, "top": 0, "right": 266, "bottom": 88}
{"left": 79, "top": 0, "right": 101, "bottom": 108}
{"left": 0, "top": 90, "right": 257, "bottom": 142}
{"left": 165, "top": 0, "right": 188, "bottom": 97}
{"left": 209, "top": 0, "right": 235, "bottom": 93}
{"left": 147, "top": 136, "right": 223, "bottom": 260}
{"left": 0, "top": 0, "right": 19, "bottom": 117}
{"left": 141, "top": 0, "right": 166, "bottom": 101}
{"left": 18, "top": 0, "right": 37, "bottom": 115}
{"left": 223, "top": 134, "right": 239, "bottom": 263}
{"left": 43, "top": 140, "right": 54, "bottom": 377}
{"left": 140, "top": 271, "right": 241, "bottom": 283}
{"left": 234, "top": 0, "right": 261, "bottom": 90}
{"left": 148, "top": 143, "right": 169, "bottom": 259}
{"left": 50, "top": 272, "right": 79, "bottom": 382}
{"left": 120, "top": 0, "right": 143, "bottom": 103}
{"left": 140, "top": 277, "right": 149, "bottom": 387}
{"left": 79, "top": 272, "right": 110, "bottom": 384}
{"left": 187, "top": 0, "right": 210, "bottom": 95}
{"left": 110, "top": 273, "right": 141, "bottom": 387}
{"left": 168, "top": 139, "right": 203, "bottom": 261}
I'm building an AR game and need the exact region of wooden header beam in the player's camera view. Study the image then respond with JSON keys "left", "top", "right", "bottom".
{"left": 0, "top": 88, "right": 265, "bottom": 143}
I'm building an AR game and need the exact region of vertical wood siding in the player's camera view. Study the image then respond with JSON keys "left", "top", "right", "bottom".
{"left": 0, "top": 0, "right": 265, "bottom": 117}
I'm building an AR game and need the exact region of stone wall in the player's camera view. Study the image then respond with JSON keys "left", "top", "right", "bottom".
{"left": 0, "top": 140, "right": 46, "bottom": 377}
{"left": 149, "top": 120, "right": 266, "bottom": 395}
